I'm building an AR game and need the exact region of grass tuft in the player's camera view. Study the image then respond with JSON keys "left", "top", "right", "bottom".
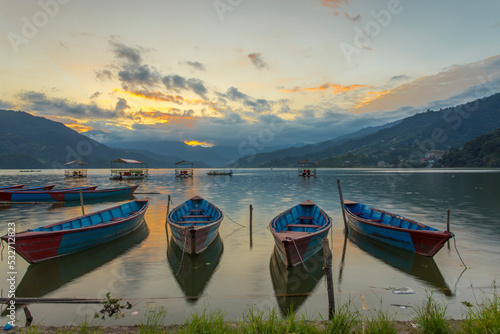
{"left": 412, "top": 294, "right": 450, "bottom": 334}
{"left": 323, "top": 301, "right": 360, "bottom": 334}
{"left": 462, "top": 283, "right": 500, "bottom": 333}
{"left": 139, "top": 306, "right": 167, "bottom": 334}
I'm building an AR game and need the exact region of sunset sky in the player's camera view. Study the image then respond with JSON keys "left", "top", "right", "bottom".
{"left": 1, "top": 0, "right": 500, "bottom": 148}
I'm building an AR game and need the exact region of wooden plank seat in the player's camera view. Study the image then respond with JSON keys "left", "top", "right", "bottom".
{"left": 175, "top": 221, "right": 212, "bottom": 224}
{"left": 286, "top": 224, "right": 322, "bottom": 229}
{"left": 297, "top": 216, "right": 314, "bottom": 220}
{"left": 181, "top": 215, "right": 211, "bottom": 219}
{"left": 189, "top": 209, "right": 204, "bottom": 212}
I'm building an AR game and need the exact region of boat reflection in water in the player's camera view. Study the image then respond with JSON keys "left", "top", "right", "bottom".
{"left": 15, "top": 221, "right": 149, "bottom": 298}
{"left": 347, "top": 229, "right": 453, "bottom": 296}
{"left": 167, "top": 234, "right": 224, "bottom": 303}
{"left": 269, "top": 246, "right": 324, "bottom": 316}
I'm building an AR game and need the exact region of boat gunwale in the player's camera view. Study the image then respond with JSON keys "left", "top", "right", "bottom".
{"left": 270, "top": 202, "right": 332, "bottom": 241}
{"left": 344, "top": 203, "right": 452, "bottom": 237}
{"left": 2, "top": 198, "right": 150, "bottom": 239}
{"left": 167, "top": 197, "right": 223, "bottom": 230}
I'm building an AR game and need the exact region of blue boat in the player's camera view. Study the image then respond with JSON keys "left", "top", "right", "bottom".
{"left": 269, "top": 200, "right": 332, "bottom": 267}
{"left": 0, "top": 186, "right": 137, "bottom": 202}
{"left": 343, "top": 199, "right": 453, "bottom": 257}
{"left": 1, "top": 198, "right": 149, "bottom": 263}
{"left": 167, "top": 195, "right": 223, "bottom": 254}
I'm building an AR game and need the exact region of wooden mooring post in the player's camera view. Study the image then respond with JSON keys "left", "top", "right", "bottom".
{"left": 249, "top": 204, "right": 253, "bottom": 248}
{"left": 79, "top": 189, "right": 85, "bottom": 216}
{"left": 322, "top": 237, "right": 335, "bottom": 319}
{"left": 337, "top": 180, "right": 348, "bottom": 235}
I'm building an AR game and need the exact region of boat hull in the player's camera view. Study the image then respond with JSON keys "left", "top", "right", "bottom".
{"left": 270, "top": 200, "right": 332, "bottom": 267}
{"left": 167, "top": 196, "right": 223, "bottom": 254}
{"left": 344, "top": 201, "right": 453, "bottom": 257}
{"left": 0, "top": 186, "right": 136, "bottom": 202}
{"left": 1, "top": 198, "right": 149, "bottom": 263}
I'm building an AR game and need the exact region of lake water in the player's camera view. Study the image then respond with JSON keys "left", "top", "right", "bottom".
{"left": 1, "top": 168, "right": 499, "bottom": 327}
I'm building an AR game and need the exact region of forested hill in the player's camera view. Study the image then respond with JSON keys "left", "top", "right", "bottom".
{"left": 0, "top": 110, "right": 186, "bottom": 168}
{"left": 232, "top": 92, "right": 500, "bottom": 167}
{"left": 440, "top": 128, "right": 500, "bottom": 167}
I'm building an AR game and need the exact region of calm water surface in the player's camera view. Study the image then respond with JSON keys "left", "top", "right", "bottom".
{"left": 1, "top": 168, "right": 499, "bottom": 326}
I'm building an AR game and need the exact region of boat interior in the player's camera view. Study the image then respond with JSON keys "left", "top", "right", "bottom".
{"left": 33, "top": 200, "right": 146, "bottom": 232}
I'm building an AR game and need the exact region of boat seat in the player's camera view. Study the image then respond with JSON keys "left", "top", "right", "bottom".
{"left": 189, "top": 209, "right": 204, "bottom": 213}
{"left": 368, "top": 219, "right": 382, "bottom": 222}
{"left": 175, "top": 221, "right": 212, "bottom": 224}
{"left": 297, "top": 216, "right": 314, "bottom": 220}
{"left": 286, "top": 224, "right": 322, "bottom": 229}
{"left": 181, "top": 215, "right": 210, "bottom": 219}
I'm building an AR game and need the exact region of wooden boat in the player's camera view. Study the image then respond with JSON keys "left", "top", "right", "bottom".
{"left": 0, "top": 185, "right": 137, "bottom": 202}
{"left": 0, "top": 184, "right": 25, "bottom": 190}
{"left": 14, "top": 223, "right": 148, "bottom": 298}
{"left": 207, "top": 170, "right": 233, "bottom": 176}
{"left": 269, "top": 200, "right": 332, "bottom": 267}
{"left": 167, "top": 195, "right": 223, "bottom": 254}
{"left": 1, "top": 198, "right": 149, "bottom": 263}
{"left": 343, "top": 199, "right": 453, "bottom": 257}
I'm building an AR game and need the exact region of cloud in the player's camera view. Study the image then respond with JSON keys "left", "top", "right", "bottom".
{"left": 280, "top": 82, "right": 367, "bottom": 94}
{"left": 353, "top": 55, "right": 500, "bottom": 114}
{"left": 161, "top": 75, "right": 208, "bottom": 99}
{"left": 0, "top": 99, "right": 15, "bottom": 110}
{"left": 18, "top": 91, "right": 126, "bottom": 119}
{"left": 185, "top": 61, "right": 205, "bottom": 71}
{"left": 390, "top": 75, "right": 410, "bottom": 82}
{"left": 110, "top": 41, "right": 143, "bottom": 65}
{"left": 320, "top": 0, "right": 349, "bottom": 15}
{"left": 218, "top": 87, "right": 272, "bottom": 113}
{"left": 248, "top": 53, "right": 267, "bottom": 69}
{"left": 90, "top": 91, "right": 101, "bottom": 99}
{"left": 95, "top": 69, "right": 114, "bottom": 81}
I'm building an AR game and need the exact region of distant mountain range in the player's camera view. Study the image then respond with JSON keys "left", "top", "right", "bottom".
{"left": 232, "top": 93, "right": 500, "bottom": 167}
{"left": 0, "top": 110, "right": 208, "bottom": 169}
{"left": 1, "top": 92, "right": 499, "bottom": 169}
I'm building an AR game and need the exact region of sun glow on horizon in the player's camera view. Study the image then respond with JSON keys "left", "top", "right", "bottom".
{"left": 184, "top": 140, "right": 214, "bottom": 147}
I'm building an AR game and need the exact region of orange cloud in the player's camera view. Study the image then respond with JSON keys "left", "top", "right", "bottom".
{"left": 133, "top": 110, "right": 197, "bottom": 124}
{"left": 66, "top": 123, "right": 94, "bottom": 133}
{"left": 353, "top": 90, "right": 392, "bottom": 111}
{"left": 184, "top": 140, "right": 214, "bottom": 147}
{"left": 280, "top": 83, "right": 367, "bottom": 94}
{"left": 320, "top": 0, "right": 349, "bottom": 15}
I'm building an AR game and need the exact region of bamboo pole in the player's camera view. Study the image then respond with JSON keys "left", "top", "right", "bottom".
{"left": 337, "top": 179, "right": 348, "bottom": 235}
{"left": 249, "top": 204, "right": 253, "bottom": 248}
{"left": 165, "top": 195, "right": 171, "bottom": 239}
{"left": 79, "top": 189, "right": 85, "bottom": 215}
{"left": 446, "top": 209, "right": 451, "bottom": 232}
{"left": 322, "top": 237, "right": 335, "bottom": 319}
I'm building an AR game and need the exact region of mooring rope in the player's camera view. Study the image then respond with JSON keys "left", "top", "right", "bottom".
{"left": 175, "top": 228, "right": 190, "bottom": 276}
{"left": 290, "top": 237, "right": 319, "bottom": 282}
{"left": 221, "top": 209, "right": 245, "bottom": 227}
{"left": 452, "top": 234, "right": 468, "bottom": 269}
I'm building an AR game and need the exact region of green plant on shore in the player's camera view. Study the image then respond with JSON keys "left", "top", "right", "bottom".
{"left": 180, "top": 308, "right": 234, "bottom": 333}
{"left": 413, "top": 294, "right": 450, "bottom": 334}
{"left": 461, "top": 283, "right": 500, "bottom": 333}
{"left": 139, "top": 306, "right": 168, "bottom": 334}
{"left": 323, "top": 301, "right": 360, "bottom": 334}
{"left": 365, "top": 308, "right": 398, "bottom": 334}
{"left": 243, "top": 307, "right": 319, "bottom": 333}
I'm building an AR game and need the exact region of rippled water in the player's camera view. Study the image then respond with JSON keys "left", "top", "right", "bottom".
{"left": 1, "top": 168, "right": 499, "bottom": 326}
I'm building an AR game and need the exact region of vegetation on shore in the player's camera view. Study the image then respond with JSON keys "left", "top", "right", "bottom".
{"left": 7, "top": 289, "right": 499, "bottom": 333}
